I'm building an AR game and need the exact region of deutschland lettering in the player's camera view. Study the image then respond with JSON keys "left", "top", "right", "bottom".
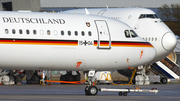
{"left": 2, "top": 17, "right": 65, "bottom": 24}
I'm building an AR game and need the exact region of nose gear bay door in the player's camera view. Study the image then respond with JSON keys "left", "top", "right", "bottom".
{"left": 95, "top": 20, "right": 111, "bottom": 49}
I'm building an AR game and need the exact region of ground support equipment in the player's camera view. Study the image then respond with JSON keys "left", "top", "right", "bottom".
{"left": 99, "top": 87, "right": 158, "bottom": 96}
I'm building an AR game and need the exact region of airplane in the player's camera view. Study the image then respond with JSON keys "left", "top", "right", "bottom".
{"left": 0, "top": 11, "right": 156, "bottom": 95}
{"left": 64, "top": 8, "right": 177, "bottom": 63}
{"left": 63, "top": 8, "right": 177, "bottom": 83}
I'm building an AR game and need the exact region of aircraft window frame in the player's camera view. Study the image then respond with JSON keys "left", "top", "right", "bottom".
{"left": 12, "top": 29, "right": 16, "bottom": 34}
{"left": 61, "top": 30, "right": 64, "bottom": 36}
{"left": 130, "top": 30, "right": 138, "bottom": 38}
{"left": 19, "top": 29, "right": 23, "bottom": 34}
{"left": 81, "top": 31, "right": 85, "bottom": 36}
{"left": 68, "top": 31, "right": 71, "bottom": 36}
{"left": 5, "top": 29, "right": 9, "bottom": 34}
{"left": 124, "top": 30, "right": 130, "bottom": 38}
{"left": 26, "top": 30, "right": 30, "bottom": 35}
{"left": 88, "top": 31, "right": 92, "bottom": 36}
{"left": 74, "top": 31, "right": 78, "bottom": 36}
{"left": 33, "top": 30, "right": 37, "bottom": 35}
{"left": 47, "top": 30, "right": 51, "bottom": 35}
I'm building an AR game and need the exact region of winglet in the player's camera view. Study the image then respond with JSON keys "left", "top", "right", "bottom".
{"left": 85, "top": 8, "right": 90, "bottom": 15}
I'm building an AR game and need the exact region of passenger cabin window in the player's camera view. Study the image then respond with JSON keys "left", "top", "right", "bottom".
{"left": 47, "top": 30, "right": 51, "bottom": 35}
{"left": 12, "top": 29, "right": 16, "bottom": 34}
{"left": 19, "top": 29, "right": 23, "bottom": 34}
{"left": 26, "top": 30, "right": 30, "bottom": 35}
{"left": 139, "top": 14, "right": 159, "bottom": 19}
{"left": 124, "top": 30, "right": 130, "bottom": 38}
{"left": 40, "top": 30, "right": 44, "bottom": 35}
{"left": 81, "top": 31, "right": 85, "bottom": 36}
{"left": 61, "top": 31, "right": 64, "bottom": 36}
{"left": 68, "top": 31, "right": 71, "bottom": 36}
{"left": 33, "top": 30, "right": 37, "bottom": 35}
{"left": 54, "top": 30, "right": 58, "bottom": 36}
{"left": 5, "top": 29, "right": 9, "bottom": 34}
{"left": 88, "top": 31, "right": 92, "bottom": 36}
{"left": 75, "top": 31, "right": 78, "bottom": 36}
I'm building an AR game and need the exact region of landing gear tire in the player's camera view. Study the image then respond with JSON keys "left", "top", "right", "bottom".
{"left": 119, "top": 92, "right": 128, "bottom": 96}
{"left": 85, "top": 86, "right": 98, "bottom": 96}
{"left": 85, "top": 86, "right": 89, "bottom": 95}
{"left": 123, "top": 92, "right": 128, "bottom": 96}
{"left": 161, "top": 78, "right": 167, "bottom": 84}
{"left": 119, "top": 92, "right": 123, "bottom": 96}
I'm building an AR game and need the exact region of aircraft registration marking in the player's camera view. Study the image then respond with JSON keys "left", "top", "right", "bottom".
{"left": 79, "top": 40, "right": 93, "bottom": 46}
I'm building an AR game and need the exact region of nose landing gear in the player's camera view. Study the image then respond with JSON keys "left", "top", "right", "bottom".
{"left": 84, "top": 70, "right": 98, "bottom": 96}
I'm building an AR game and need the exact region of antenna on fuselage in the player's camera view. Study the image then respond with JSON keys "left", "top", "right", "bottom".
{"left": 85, "top": 8, "right": 90, "bottom": 15}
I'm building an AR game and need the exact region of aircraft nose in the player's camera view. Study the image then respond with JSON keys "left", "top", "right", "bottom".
{"left": 162, "top": 32, "right": 177, "bottom": 51}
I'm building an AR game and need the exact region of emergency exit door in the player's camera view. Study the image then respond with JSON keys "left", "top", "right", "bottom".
{"left": 95, "top": 20, "right": 111, "bottom": 49}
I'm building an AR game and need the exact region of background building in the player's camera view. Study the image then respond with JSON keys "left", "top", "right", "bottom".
{"left": 0, "top": 0, "right": 41, "bottom": 12}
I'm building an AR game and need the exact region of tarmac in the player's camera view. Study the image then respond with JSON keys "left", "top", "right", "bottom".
{"left": 0, "top": 83, "right": 179, "bottom": 101}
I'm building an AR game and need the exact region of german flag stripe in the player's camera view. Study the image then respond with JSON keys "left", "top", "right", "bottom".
{"left": 0, "top": 38, "right": 78, "bottom": 46}
{"left": 94, "top": 41, "right": 153, "bottom": 47}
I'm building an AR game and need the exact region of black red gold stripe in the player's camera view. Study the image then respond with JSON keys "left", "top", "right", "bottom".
{"left": 0, "top": 38, "right": 153, "bottom": 47}
{"left": 0, "top": 38, "right": 78, "bottom": 46}
{"left": 94, "top": 41, "right": 153, "bottom": 47}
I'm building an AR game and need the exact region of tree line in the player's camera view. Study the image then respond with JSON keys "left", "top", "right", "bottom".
{"left": 158, "top": 4, "right": 180, "bottom": 36}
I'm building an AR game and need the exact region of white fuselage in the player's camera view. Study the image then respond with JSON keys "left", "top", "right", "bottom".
{"left": 64, "top": 8, "right": 177, "bottom": 63}
{"left": 0, "top": 11, "right": 156, "bottom": 71}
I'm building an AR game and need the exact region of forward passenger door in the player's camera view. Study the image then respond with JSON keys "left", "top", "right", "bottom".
{"left": 95, "top": 20, "right": 111, "bottom": 49}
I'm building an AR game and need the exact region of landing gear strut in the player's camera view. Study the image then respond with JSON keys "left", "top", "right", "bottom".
{"left": 40, "top": 70, "right": 46, "bottom": 86}
{"left": 85, "top": 70, "right": 98, "bottom": 96}
{"left": 135, "top": 65, "right": 150, "bottom": 85}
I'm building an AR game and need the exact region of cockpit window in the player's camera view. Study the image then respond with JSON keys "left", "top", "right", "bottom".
{"left": 139, "top": 14, "right": 159, "bottom": 19}
{"left": 124, "top": 30, "right": 130, "bottom": 38}
{"left": 139, "top": 14, "right": 145, "bottom": 19}
{"left": 130, "top": 30, "right": 138, "bottom": 38}
{"left": 154, "top": 14, "right": 159, "bottom": 18}
{"left": 146, "top": 14, "right": 155, "bottom": 18}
